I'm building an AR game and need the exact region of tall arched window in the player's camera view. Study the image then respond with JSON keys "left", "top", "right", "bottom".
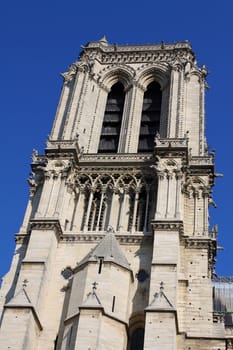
{"left": 138, "top": 81, "right": 162, "bottom": 152}
{"left": 98, "top": 82, "right": 125, "bottom": 153}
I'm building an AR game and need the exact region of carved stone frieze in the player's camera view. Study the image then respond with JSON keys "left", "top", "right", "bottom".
{"left": 95, "top": 44, "right": 194, "bottom": 66}
{"left": 184, "top": 238, "right": 216, "bottom": 250}
{"left": 76, "top": 166, "right": 155, "bottom": 176}
{"left": 59, "top": 233, "right": 152, "bottom": 245}
{"left": 189, "top": 156, "right": 214, "bottom": 166}
{"left": 151, "top": 220, "right": 184, "bottom": 234}
{"left": 80, "top": 153, "right": 153, "bottom": 164}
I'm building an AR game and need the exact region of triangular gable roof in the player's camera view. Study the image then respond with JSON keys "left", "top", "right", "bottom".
{"left": 80, "top": 291, "right": 103, "bottom": 309}
{"left": 5, "top": 287, "right": 43, "bottom": 330}
{"left": 146, "top": 282, "right": 174, "bottom": 311}
{"left": 77, "top": 231, "right": 131, "bottom": 271}
{"left": 6, "top": 287, "right": 32, "bottom": 307}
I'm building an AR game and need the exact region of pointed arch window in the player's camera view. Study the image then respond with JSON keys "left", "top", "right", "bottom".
{"left": 138, "top": 81, "right": 162, "bottom": 152}
{"left": 98, "top": 82, "right": 125, "bottom": 153}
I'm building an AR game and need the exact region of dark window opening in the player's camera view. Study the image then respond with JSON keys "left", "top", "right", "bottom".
{"left": 130, "top": 328, "right": 145, "bottom": 350}
{"left": 136, "top": 269, "right": 149, "bottom": 283}
{"left": 112, "top": 296, "right": 116, "bottom": 312}
{"left": 98, "top": 257, "right": 104, "bottom": 274}
{"left": 68, "top": 326, "right": 73, "bottom": 346}
{"left": 98, "top": 82, "right": 125, "bottom": 153}
{"left": 138, "top": 81, "right": 162, "bottom": 152}
{"left": 135, "top": 190, "right": 146, "bottom": 231}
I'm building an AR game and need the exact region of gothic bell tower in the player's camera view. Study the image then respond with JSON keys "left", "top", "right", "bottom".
{"left": 0, "top": 37, "right": 231, "bottom": 349}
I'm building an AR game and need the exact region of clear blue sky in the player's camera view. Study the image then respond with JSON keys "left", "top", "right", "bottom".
{"left": 0, "top": 0, "right": 232, "bottom": 281}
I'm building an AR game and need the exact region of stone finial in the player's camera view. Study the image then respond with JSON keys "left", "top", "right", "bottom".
{"left": 92, "top": 281, "right": 98, "bottom": 293}
{"left": 160, "top": 281, "right": 164, "bottom": 293}
{"left": 22, "top": 279, "right": 29, "bottom": 288}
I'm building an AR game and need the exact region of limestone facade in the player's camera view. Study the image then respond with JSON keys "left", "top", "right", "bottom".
{"left": 0, "top": 37, "right": 231, "bottom": 349}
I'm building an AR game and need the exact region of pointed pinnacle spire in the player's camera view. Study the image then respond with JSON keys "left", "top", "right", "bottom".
{"left": 99, "top": 35, "right": 108, "bottom": 45}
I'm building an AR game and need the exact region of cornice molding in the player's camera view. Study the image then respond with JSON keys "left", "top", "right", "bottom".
{"left": 60, "top": 233, "right": 152, "bottom": 245}
{"left": 151, "top": 220, "right": 184, "bottom": 234}
{"left": 184, "top": 238, "right": 216, "bottom": 250}
{"left": 83, "top": 41, "right": 195, "bottom": 67}
{"left": 45, "top": 138, "right": 82, "bottom": 163}
{"left": 79, "top": 153, "right": 153, "bottom": 164}
{"left": 30, "top": 218, "right": 63, "bottom": 241}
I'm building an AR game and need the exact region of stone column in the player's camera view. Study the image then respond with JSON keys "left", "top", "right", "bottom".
{"left": 118, "top": 188, "right": 127, "bottom": 232}
{"left": 108, "top": 187, "right": 119, "bottom": 231}
{"left": 155, "top": 171, "right": 166, "bottom": 220}
{"left": 165, "top": 173, "right": 172, "bottom": 218}
{"left": 95, "top": 187, "right": 106, "bottom": 232}
{"left": 203, "top": 188, "right": 209, "bottom": 235}
{"left": 35, "top": 172, "right": 53, "bottom": 217}
{"left": 64, "top": 70, "right": 87, "bottom": 140}
{"left": 53, "top": 172, "right": 67, "bottom": 217}
{"left": 50, "top": 79, "right": 74, "bottom": 140}
{"left": 174, "top": 171, "right": 182, "bottom": 220}
{"left": 83, "top": 188, "right": 94, "bottom": 232}
{"left": 143, "top": 187, "right": 150, "bottom": 232}
{"left": 131, "top": 188, "right": 140, "bottom": 232}
{"left": 167, "top": 67, "right": 180, "bottom": 138}
{"left": 124, "top": 82, "right": 145, "bottom": 153}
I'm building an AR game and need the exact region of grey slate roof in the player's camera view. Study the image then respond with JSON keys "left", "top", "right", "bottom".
{"left": 78, "top": 231, "right": 131, "bottom": 271}
{"left": 213, "top": 275, "right": 233, "bottom": 325}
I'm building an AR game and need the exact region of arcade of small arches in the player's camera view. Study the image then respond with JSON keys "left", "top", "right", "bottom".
{"left": 65, "top": 172, "right": 157, "bottom": 234}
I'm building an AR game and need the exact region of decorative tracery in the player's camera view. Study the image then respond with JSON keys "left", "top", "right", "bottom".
{"left": 66, "top": 172, "right": 156, "bottom": 233}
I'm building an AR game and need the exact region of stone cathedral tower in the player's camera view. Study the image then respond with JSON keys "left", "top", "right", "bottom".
{"left": 0, "top": 37, "right": 232, "bottom": 349}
